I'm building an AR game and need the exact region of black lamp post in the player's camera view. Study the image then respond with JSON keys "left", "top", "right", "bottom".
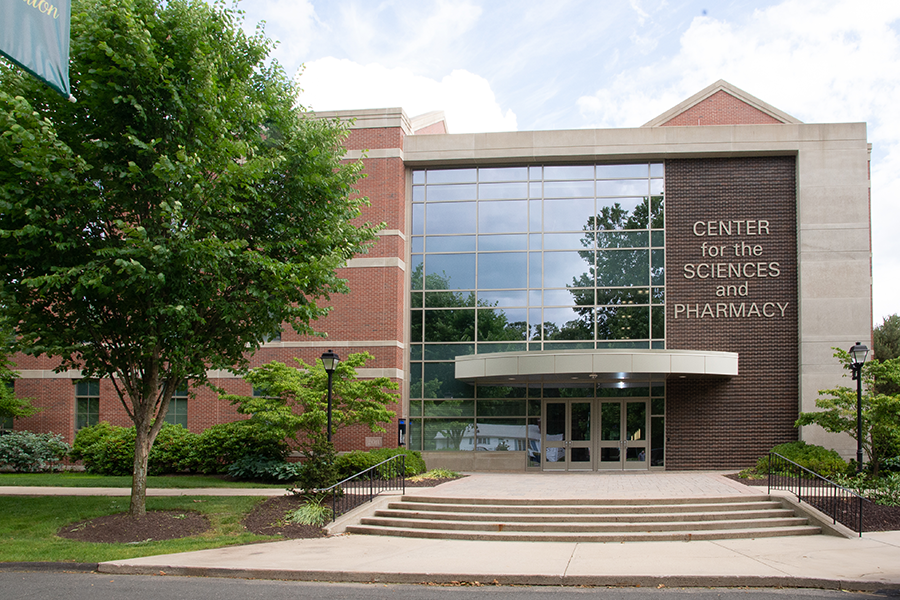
{"left": 320, "top": 349, "right": 340, "bottom": 443}
{"left": 848, "top": 342, "right": 869, "bottom": 474}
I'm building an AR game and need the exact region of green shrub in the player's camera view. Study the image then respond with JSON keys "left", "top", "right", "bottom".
{"left": 333, "top": 447, "right": 426, "bottom": 480}
{"left": 187, "top": 421, "right": 288, "bottom": 474}
{"left": 84, "top": 426, "right": 135, "bottom": 476}
{"left": 70, "top": 421, "right": 117, "bottom": 462}
{"left": 333, "top": 450, "right": 378, "bottom": 480}
{"left": 369, "top": 447, "right": 426, "bottom": 477}
{"left": 296, "top": 438, "right": 337, "bottom": 491}
{"left": 147, "top": 424, "right": 196, "bottom": 475}
{"left": 226, "top": 455, "right": 303, "bottom": 483}
{"left": 0, "top": 431, "right": 69, "bottom": 472}
{"left": 757, "top": 441, "right": 847, "bottom": 478}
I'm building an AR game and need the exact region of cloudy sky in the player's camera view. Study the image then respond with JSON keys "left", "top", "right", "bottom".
{"left": 236, "top": 0, "right": 900, "bottom": 327}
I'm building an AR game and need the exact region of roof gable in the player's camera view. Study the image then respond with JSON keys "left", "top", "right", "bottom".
{"left": 643, "top": 80, "right": 801, "bottom": 127}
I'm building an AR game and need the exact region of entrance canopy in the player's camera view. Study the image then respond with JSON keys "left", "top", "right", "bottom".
{"left": 455, "top": 349, "right": 738, "bottom": 386}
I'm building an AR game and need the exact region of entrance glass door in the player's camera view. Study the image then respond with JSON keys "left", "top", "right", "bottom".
{"left": 598, "top": 400, "right": 649, "bottom": 470}
{"left": 542, "top": 400, "right": 593, "bottom": 471}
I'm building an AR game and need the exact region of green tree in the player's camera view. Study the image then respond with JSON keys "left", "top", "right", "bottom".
{"left": 0, "top": 316, "right": 39, "bottom": 424}
{"left": 795, "top": 349, "right": 900, "bottom": 475}
{"left": 874, "top": 315, "right": 900, "bottom": 361}
{"left": 0, "top": 0, "right": 377, "bottom": 515}
{"left": 225, "top": 353, "right": 398, "bottom": 454}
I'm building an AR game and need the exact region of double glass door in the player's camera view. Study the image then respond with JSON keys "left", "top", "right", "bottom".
{"left": 541, "top": 398, "right": 648, "bottom": 471}
{"left": 598, "top": 400, "right": 648, "bottom": 470}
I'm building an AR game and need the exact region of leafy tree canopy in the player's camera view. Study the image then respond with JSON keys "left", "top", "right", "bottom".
{"left": 795, "top": 349, "right": 900, "bottom": 475}
{"left": 0, "top": 0, "right": 377, "bottom": 514}
{"left": 874, "top": 314, "right": 900, "bottom": 362}
{"left": 225, "top": 352, "right": 398, "bottom": 449}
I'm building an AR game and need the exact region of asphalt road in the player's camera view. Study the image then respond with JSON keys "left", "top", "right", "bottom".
{"left": 1, "top": 571, "right": 899, "bottom": 600}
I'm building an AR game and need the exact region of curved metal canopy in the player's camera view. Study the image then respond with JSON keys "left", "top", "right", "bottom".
{"left": 454, "top": 349, "right": 738, "bottom": 386}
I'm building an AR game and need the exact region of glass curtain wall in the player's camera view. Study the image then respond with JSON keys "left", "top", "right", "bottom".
{"left": 408, "top": 164, "right": 665, "bottom": 455}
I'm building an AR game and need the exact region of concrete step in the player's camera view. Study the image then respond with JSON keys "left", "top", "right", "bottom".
{"left": 385, "top": 500, "right": 785, "bottom": 515}
{"left": 371, "top": 508, "right": 799, "bottom": 524}
{"left": 358, "top": 515, "right": 811, "bottom": 533}
{"left": 345, "top": 494, "right": 823, "bottom": 542}
{"left": 345, "top": 524, "right": 823, "bottom": 543}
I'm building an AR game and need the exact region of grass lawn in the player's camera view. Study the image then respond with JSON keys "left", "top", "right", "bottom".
{"left": 0, "top": 472, "right": 285, "bottom": 488}
{"left": 0, "top": 495, "right": 277, "bottom": 563}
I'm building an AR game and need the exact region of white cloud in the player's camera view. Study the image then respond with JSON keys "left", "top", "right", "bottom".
{"left": 298, "top": 57, "right": 517, "bottom": 133}
{"left": 576, "top": 0, "right": 900, "bottom": 322}
{"left": 236, "top": 0, "right": 320, "bottom": 77}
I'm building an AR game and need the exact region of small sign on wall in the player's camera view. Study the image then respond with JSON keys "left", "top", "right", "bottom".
{"left": 365, "top": 437, "right": 383, "bottom": 448}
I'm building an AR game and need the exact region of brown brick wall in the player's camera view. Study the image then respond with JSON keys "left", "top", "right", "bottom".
{"left": 662, "top": 91, "right": 782, "bottom": 126}
{"left": 665, "top": 156, "right": 798, "bottom": 469}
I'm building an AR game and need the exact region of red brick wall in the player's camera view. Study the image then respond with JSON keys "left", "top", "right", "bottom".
{"left": 665, "top": 156, "right": 798, "bottom": 469}
{"left": 662, "top": 91, "right": 782, "bottom": 126}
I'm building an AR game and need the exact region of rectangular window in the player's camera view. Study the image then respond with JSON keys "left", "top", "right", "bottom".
{"left": 75, "top": 379, "right": 100, "bottom": 431}
{"left": 164, "top": 387, "right": 188, "bottom": 428}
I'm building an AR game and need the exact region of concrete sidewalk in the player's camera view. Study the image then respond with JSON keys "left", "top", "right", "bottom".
{"left": 99, "top": 473, "right": 900, "bottom": 590}
{"left": 6, "top": 473, "right": 900, "bottom": 589}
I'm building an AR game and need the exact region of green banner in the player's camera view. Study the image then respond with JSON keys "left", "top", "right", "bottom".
{"left": 0, "top": 0, "right": 72, "bottom": 98}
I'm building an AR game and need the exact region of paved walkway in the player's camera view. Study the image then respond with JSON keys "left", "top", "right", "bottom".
{"left": 5, "top": 472, "right": 900, "bottom": 589}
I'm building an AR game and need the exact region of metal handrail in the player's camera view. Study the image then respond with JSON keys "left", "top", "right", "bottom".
{"left": 767, "top": 452, "right": 867, "bottom": 536}
{"left": 309, "top": 454, "right": 406, "bottom": 523}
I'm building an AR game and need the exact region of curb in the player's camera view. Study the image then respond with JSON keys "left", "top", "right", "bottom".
{"left": 96, "top": 563, "right": 900, "bottom": 592}
{"left": 0, "top": 562, "right": 98, "bottom": 572}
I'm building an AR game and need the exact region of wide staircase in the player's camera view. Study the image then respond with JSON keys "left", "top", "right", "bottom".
{"left": 345, "top": 495, "right": 821, "bottom": 542}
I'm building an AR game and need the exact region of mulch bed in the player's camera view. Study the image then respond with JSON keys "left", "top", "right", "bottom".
{"left": 56, "top": 475, "right": 462, "bottom": 544}
{"left": 58, "top": 510, "right": 210, "bottom": 544}
{"left": 725, "top": 472, "right": 900, "bottom": 532}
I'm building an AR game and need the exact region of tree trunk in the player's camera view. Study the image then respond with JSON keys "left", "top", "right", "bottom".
{"left": 130, "top": 421, "right": 150, "bottom": 517}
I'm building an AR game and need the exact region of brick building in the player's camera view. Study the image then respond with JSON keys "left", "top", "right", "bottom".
{"left": 7, "top": 80, "right": 872, "bottom": 471}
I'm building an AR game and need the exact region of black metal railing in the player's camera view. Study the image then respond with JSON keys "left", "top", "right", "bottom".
{"left": 767, "top": 452, "right": 867, "bottom": 536}
{"left": 312, "top": 454, "right": 406, "bottom": 523}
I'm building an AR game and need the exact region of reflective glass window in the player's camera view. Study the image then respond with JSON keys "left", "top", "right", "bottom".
{"left": 478, "top": 307, "right": 527, "bottom": 341}
{"left": 479, "top": 167, "right": 528, "bottom": 182}
{"left": 478, "top": 200, "right": 528, "bottom": 233}
{"left": 412, "top": 186, "right": 424, "bottom": 202}
{"left": 595, "top": 230, "right": 648, "bottom": 248}
{"left": 423, "top": 362, "right": 474, "bottom": 398}
{"left": 595, "top": 198, "right": 645, "bottom": 229}
{"left": 543, "top": 180, "right": 594, "bottom": 198}
{"left": 413, "top": 171, "right": 425, "bottom": 184}
{"left": 650, "top": 163, "right": 664, "bottom": 178}
{"left": 425, "top": 290, "right": 474, "bottom": 308}
{"left": 425, "top": 253, "right": 476, "bottom": 289}
{"left": 423, "top": 419, "right": 474, "bottom": 451}
{"left": 478, "top": 290, "right": 527, "bottom": 306}
{"left": 428, "top": 184, "right": 476, "bottom": 202}
{"left": 424, "top": 309, "right": 475, "bottom": 342}
{"left": 426, "top": 202, "right": 476, "bottom": 234}
{"left": 543, "top": 233, "right": 590, "bottom": 250}
{"left": 428, "top": 169, "right": 476, "bottom": 184}
{"left": 479, "top": 234, "right": 527, "bottom": 252}
{"left": 426, "top": 235, "right": 475, "bottom": 253}
{"left": 597, "top": 164, "right": 649, "bottom": 179}
{"left": 474, "top": 418, "right": 528, "bottom": 451}
{"left": 479, "top": 182, "right": 528, "bottom": 199}
{"left": 595, "top": 250, "right": 649, "bottom": 287}
{"left": 543, "top": 198, "right": 595, "bottom": 231}
{"left": 543, "top": 251, "right": 593, "bottom": 288}
{"left": 424, "top": 399, "right": 474, "bottom": 417}
{"left": 424, "top": 344, "right": 475, "bottom": 360}
{"left": 544, "top": 165, "right": 594, "bottom": 180}
{"left": 478, "top": 252, "right": 527, "bottom": 289}
{"left": 544, "top": 288, "right": 588, "bottom": 306}
{"left": 597, "top": 305, "right": 650, "bottom": 340}
{"left": 412, "top": 236, "right": 424, "bottom": 253}
{"left": 596, "top": 288, "right": 651, "bottom": 306}
{"left": 542, "top": 307, "right": 593, "bottom": 341}
{"left": 412, "top": 204, "right": 424, "bottom": 235}
{"left": 477, "top": 399, "right": 526, "bottom": 416}
{"left": 596, "top": 179, "right": 649, "bottom": 197}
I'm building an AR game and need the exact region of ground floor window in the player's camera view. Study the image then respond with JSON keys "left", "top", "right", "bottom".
{"left": 75, "top": 379, "right": 100, "bottom": 431}
{"left": 164, "top": 387, "right": 188, "bottom": 428}
{"left": 407, "top": 382, "right": 665, "bottom": 470}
